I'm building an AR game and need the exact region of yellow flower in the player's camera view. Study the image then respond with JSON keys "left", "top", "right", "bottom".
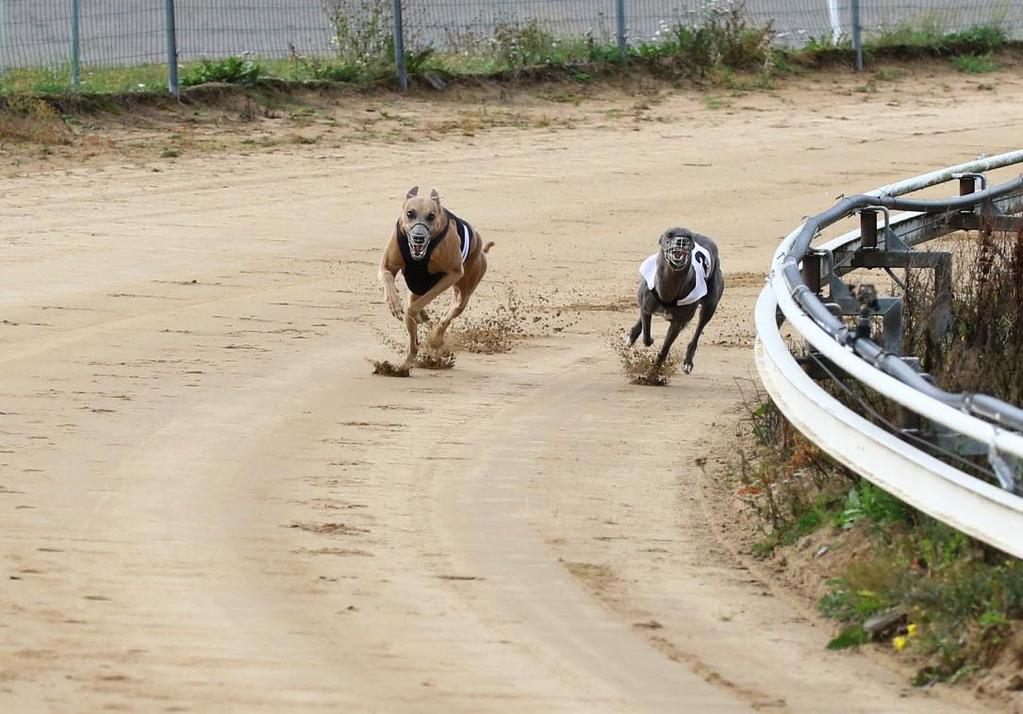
{"left": 907, "top": 623, "right": 918, "bottom": 637}
{"left": 893, "top": 636, "right": 908, "bottom": 652}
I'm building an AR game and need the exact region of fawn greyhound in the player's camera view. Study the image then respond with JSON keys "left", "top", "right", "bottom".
{"left": 628, "top": 226, "right": 724, "bottom": 373}
{"left": 378, "top": 186, "right": 494, "bottom": 372}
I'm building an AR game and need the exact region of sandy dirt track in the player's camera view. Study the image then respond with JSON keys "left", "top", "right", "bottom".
{"left": 2, "top": 70, "right": 1021, "bottom": 712}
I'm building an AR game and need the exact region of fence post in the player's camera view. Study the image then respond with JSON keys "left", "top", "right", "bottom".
{"left": 851, "top": 0, "right": 863, "bottom": 71}
{"left": 616, "top": 0, "right": 627, "bottom": 61}
{"left": 392, "top": 0, "right": 408, "bottom": 91}
{"left": 826, "top": 0, "right": 841, "bottom": 45}
{"left": 0, "top": 0, "right": 9, "bottom": 77}
{"left": 70, "top": 0, "right": 80, "bottom": 87}
{"left": 165, "top": 0, "right": 179, "bottom": 95}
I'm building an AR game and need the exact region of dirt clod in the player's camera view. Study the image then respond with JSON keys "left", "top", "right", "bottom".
{"left": 370, "top": 360, "right": 410, "bottom": 377}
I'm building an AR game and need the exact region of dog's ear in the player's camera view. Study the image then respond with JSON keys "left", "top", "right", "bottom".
{"left": 406, "top": 186, "right": 419, "bottom": 199}
{"left": 429, "top": 188, "right": 441, "bottom": 208}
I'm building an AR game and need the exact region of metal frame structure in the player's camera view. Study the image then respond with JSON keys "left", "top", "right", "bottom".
{"left": 756, "top": 150, "right": 1023, "bottom": 558}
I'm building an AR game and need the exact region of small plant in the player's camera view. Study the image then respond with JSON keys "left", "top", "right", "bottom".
{"left": 323, "top": 0, "right": 393, "bottom": 69}
{"left": 836, "top": 481, "right": 910, "bottom": 530}
{"left": 946, "top": 24, "right": 1009, "bottom": 53}
{"left": 825, "top": 624, "right": 871, "bottom": 650}
{"left": 868, "top": 20, "right": 1008, "bottom": 57}
{"left": 902, "top": 230, "right": 1023, "bottom": 414}
{"left": 181, "top": 56, "right": 266, "bottom": 86}
{"left": 951, "top": 53, "right": 998, "bottom": 73}
{"left": 710, "top": 1, "right": 774, "bottom": 70}
{"left": 0, "top": 95, "right": 72, "bottom": 144}
{"left": 731, "top": 391, "right": 853, "bottom": 554}
{"left": 492, "top": 19, "right": 558, "bottom": 69}
{"left": 290, "top": 55, "right": 363, "bottom": 83}
{"left": 632, "top": 1, "right": 775, "bottom": 78}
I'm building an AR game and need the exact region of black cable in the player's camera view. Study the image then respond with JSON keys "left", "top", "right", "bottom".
{"left": 804, "top": 349, "right": 995, "bottom": 482}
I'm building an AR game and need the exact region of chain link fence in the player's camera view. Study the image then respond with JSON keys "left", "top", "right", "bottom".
{"left": 0, "top": 1, "right": 1020, "bottom": 88}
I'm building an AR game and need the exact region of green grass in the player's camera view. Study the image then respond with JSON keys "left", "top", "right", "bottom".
{"left": 0, "top": 13, "right": 1014, "bottom": 98}
{"left": 867, "top": 21, "right": 1008, "bottom": 57}
{"left": 738, "top": 390, "right": 1023, "bottom": 685}
{"left": 0, "top": 63, "right": 170, "bottom": 94}
{"left": 951, "top": 53, "right": 999, "bottom": 73}
{"left": 835, "top": 481, "right": 911, "bottom": 530}
{"left": 817, "top": 517, "right": 1023, "bottom": 684}
{"left": 181, "top": 56, "right": 266, "bottom": 87}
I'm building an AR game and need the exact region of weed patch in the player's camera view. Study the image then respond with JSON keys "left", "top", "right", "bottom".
{"left": 951, "top": 53, "right": 999, "bottom": 73}
{"left": 0, "top": 95, "right": 72, "bottom": 144}
{"left": 182, "top": 56, "right": 267, "bottom": 87}
{"left": 734, "top": 391, "right": 1023, "bottom": 689}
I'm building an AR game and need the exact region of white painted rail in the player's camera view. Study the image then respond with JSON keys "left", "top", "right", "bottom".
{"left": 755, "top": 152, "right": 1023, "bottom": 559}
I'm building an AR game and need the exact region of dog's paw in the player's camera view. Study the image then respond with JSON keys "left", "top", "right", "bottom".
{"left": 682, "top": 362, "right": 694, "bottom": 375}
{"left": 643, "top": 337, "right": 654, "bottom": 348}
{"left": 387, "top": 298, "right": 404, "bottom": 321}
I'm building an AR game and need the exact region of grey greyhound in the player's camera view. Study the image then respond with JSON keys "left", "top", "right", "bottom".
{"left": 627, "top": 226, "right": 724, "bottom": 373}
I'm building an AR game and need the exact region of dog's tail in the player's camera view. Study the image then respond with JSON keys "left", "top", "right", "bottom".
{"left": 483, "top": 241, "right": 495, "bottom": 254}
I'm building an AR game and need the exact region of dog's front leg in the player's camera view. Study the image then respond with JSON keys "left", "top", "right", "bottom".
{"left": 401, "top": 295, "right": 421, "bottom": 371}
{"left": 627, "top": 317, "right": 643, "bottom": 347}
{"left": 655, "top": 318, "right": 684, "bottom": 367}
{"left": 378, "top": 265, "right": 403, "bottom": 321}
{"left": 682, "top": 299, "right": 719, "bottom": 374}
{"left": 641, "top": 310, "right": 654, "bottom": 347}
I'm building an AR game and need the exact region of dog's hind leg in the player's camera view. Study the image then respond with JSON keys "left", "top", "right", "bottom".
{"left": 681, "top": 299, "right": 719, "bottom": 374}
{"left": 429, "top": 286, "right": 470, "bottom": 348}
{"left": 402, "top": 272, "right": 462, "bottom": 370}
{"left": 430, "top": 254, "right": 486, "bottom": 349}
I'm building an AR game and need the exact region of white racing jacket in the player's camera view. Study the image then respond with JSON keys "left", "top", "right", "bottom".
{"left": 639, "top": 244, "right": 713, "bottom": 306}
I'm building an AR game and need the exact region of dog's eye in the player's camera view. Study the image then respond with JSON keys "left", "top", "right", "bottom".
{"left": 426, "top": 212, "right": 436, "bottom": 221}
{"left": 406, "top": 210, "right": 414, "bottom": 219}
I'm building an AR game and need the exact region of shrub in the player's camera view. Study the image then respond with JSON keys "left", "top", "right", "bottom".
{"left": 181, "top": 56, "right": 266, "bottom": 86}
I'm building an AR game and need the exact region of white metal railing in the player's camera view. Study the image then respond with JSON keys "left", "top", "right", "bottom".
{"left": 755, "top": 151, "right": 1023, "bottom": 559}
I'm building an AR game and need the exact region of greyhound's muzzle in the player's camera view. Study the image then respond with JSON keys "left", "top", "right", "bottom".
{"left": 406, "top": 223, "right": 431, "bottom": 261}
{"left": 663, "top": 238, "right": 691, "bottom": 269}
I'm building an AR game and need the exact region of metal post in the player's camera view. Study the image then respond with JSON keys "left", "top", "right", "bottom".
{"left": 165, "top": 0, "right": 179, "bottom": 96}
{"left": 392, "top": 0, "right": 407, "bottom": 91}
{"left": 70, "top": 0, "right": 80, "bottom": 87}
{"left": 0, "top": 0, "right": 8, "bottom": 76}
{"left": 851, "top": 0, "right": 863, "bottom": 71}
{"left": 801, "top": 253, "right": 823, "bottom": 295}
{"left": 826, "top": 0, "right": 841, "bottom": 45}
{"left": 616, "top": 0, "right": 626, "bottom": 61}
{"left": 859, "top": 209, "right": 878, "bottom": 249}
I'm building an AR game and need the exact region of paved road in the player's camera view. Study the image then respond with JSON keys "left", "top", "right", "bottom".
{"left": 0, "top": 0, "right": 1019, "bottom": 69}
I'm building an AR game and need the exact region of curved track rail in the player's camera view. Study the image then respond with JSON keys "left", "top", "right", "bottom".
{"left": 756, "top": 150, "right": 1023, "bottom": 559}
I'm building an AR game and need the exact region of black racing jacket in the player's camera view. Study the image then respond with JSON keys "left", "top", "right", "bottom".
{"left": 397, "top": 210, "right": 474, "bottom": 295}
